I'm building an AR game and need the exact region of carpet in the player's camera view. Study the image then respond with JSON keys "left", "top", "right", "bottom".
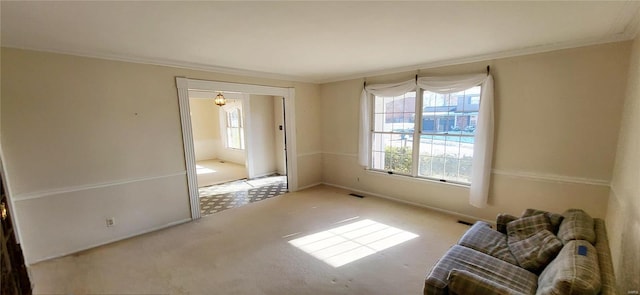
{"left": 29, "top": 185, "right": 469, "bottom": 295}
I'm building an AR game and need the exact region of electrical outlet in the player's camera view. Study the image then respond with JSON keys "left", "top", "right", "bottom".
{"left": 106, "top": 217, "right": 115, "bottom": 227}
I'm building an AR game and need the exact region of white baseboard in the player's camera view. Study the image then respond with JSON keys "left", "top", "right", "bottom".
{"left": 251, "top": 171, "right": 279, "bottom": 179}
{"left": 296, "top": 182, "right": 322, "bottom": 191}
{"left": 322, "top": 182, "right": 493, "bottom": 224}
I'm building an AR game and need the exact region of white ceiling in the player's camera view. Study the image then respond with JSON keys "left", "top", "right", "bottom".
{"left": 2, "top": 1, "right": 640, "bottom": 83}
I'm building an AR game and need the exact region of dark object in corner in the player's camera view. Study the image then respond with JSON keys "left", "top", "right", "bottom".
{"left": 348, "top": 193, "right": 365, "bottom": 199}
{"left": 457, "top": 220, "right": 473, "bottom": 226}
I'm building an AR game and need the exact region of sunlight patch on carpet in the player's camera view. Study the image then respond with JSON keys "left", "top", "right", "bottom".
{"left": 288, "top": 219, "right": 419, "bottom": 267}
{"left": 196, "top": 165, "right": 216, "bottom": 175}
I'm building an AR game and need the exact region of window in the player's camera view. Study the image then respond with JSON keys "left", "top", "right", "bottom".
{"left": 370, "top": 86, "right": 480, "bottom": 185}
{"left": 371, "top": 92, "right": 416, "bottom": 175}
{"left": 225, "top": 108, "right": 244, "bottom": 149}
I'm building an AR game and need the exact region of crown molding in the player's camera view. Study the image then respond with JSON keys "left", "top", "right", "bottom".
{"left": 1, "top": 45, "right": 316, "bottom": 84}
{"left": 317, "top": 33, "right": 636, "bottom": 84}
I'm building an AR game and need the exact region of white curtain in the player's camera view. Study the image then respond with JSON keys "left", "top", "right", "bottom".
{"left": 418, "top": 73, "right": 494, "bottom": 208}
{"left": 418, "top": 74, "right": 488, "bottom": 94}
{"left": 358, "top": 79, "right": 415, "bottom": 167}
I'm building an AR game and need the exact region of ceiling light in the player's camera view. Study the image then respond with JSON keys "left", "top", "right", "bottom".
{"left": 214, "top": 92, "right": 226, "bottom": 106}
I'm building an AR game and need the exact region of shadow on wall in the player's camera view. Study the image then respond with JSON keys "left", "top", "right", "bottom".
{"left": 618, "top": 213, "right": 639, "bottom": 294}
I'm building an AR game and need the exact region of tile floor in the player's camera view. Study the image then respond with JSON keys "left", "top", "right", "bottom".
{"left": 199, "top": 175, "right": 288, "bottom": 216}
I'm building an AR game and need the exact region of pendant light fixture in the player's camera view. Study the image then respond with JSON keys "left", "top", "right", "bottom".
{"left": 214, "top": 92, "right": 226, "bottom": 106}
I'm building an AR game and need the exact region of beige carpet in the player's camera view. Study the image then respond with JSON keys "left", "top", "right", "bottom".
{"left": 29, "top": 185, "right": 469, "bottom": 295}
{"left": 196, "top": 159, "right": 248, "bottom": 187}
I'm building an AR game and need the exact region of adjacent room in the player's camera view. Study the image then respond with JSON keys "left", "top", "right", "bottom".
{"left": 188, "top": 90, "right": 288, "bottom": 216}
{"left": 1, "top": 1, "right": 638, "bottom": 295}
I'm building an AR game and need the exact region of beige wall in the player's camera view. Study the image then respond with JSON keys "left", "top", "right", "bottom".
{"left": 320, "top": 41, "right": 631, "bottom": 221}
{"left": 607, "top": 36, "right": 640, "bottom": 294}
{"left": 0, "top": 48, "right": 321, "bottom": 263}
{"left": 189, "top": 98, "right": 219, "bottom": 161}
{"left": 249, "top": 95, "right": 276, "bottom": 177}
{"left": 295, "top": 80, "right": 323, "bottom": 189}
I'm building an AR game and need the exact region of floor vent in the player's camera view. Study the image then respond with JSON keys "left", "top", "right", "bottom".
{"left": 348, "top": 193, "right": 365, "bottom": 198}
{"left": 457, "top": 220, "right": 473, "bottom": 226}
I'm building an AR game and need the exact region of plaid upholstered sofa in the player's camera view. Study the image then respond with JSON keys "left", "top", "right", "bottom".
{"left": 424, "top": 209, "right": 616, "bottom": 295}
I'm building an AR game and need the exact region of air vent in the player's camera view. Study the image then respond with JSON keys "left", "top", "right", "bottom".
{"left": 457, "top": 220, "right": 473, "bottom": 226}
{"left": 348, "top": 193, "right": 365, "bottom": 199}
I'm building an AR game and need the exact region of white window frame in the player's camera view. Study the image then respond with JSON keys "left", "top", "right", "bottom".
{"left": 370, "top": 91, "right": 418, "bottom": 177}
{"left": 224, "top": 107, "right": 245, "bottom": 150}
{"left": 369, "top": 85, "right": 481, "bottom": 186}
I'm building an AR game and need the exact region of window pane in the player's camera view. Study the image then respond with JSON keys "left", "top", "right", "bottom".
{"left": 419, "top": 135, "right": 434, "bottom": 156}
{"left": 227, "top": 127, "right": 244, "bottom": 149}
{"left": 374, "top": 114, "right": 386, "bottom": 132}
{"left": 374, "top": 96, "right": 385, "bottom": 114}
{"left": 385, "top": 145, "right": 412, "bottom": 174}
{"left": 372, "top": 131, "right": 413, "bottom": 174}
{"left": 418, "top": 86, "right": 480, "bottom": 184}
{"left": 373, "top": 92, "right": 416, "bottom": 133}
{"left": 427, "top": 135, "right": 446, "bottom": 157}
{"left": 459, "top": 159, "right": 473, "bottom": 183}
{"left": 224, "top": 108, "right": 244, "bottom": 150}
{"left": 419, "top": 156, "right": 446, "bottom": 180}
{"left": 421, "top": 86, "right": 480, "bottom": 134}
{"left": 444, "top": 136, "right": 461, "bottom": 158}
{"left": 444, "top": 157, "right": 460, "bottom": 178}
{"left": 371, "top": 151, "right": 384, "bottom": 170}
{"left": 384, "top": 96, "right": 394, "bottom": 113}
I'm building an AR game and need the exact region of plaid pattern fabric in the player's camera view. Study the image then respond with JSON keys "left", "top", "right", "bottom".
{"left": 521, "top": 209, "right": 564, "bottom": 234}
{"left": 448, "top": 269, "right": 528, "bottom": 295}
{"left": 557, "top": 209, "right": 596, "bottom": 244}
{"left": 506, "top": 214, "right": 552, "bottom": 243}
{"left": 458, "top": 221, "right": 518, "bottom": 265}
{"left": 537, "top": 240, "right": 601, "bottom": 295}
{"left": 594, "top": 219, "right": 616, "bottom": 295}
{"left": 507, "top": 229, "right": 562, "bottom": 273}
{"left": 424, "top": 245, "right": 538, "bottom": 295}
{"left": 497, "top": 213, "right": 518, "bottom": 234}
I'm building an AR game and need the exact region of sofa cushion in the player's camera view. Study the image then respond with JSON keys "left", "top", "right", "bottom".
{"left": 497, "top": 213, "right": 519, "bottom": 234}
{"left": 448, "top": 269, "right": 528, "bottom": 295}
{"left": 537, "top": 240, "right": 601, "bottom": 295}
{"left": 458, "top": 221, "right": 518, "bottom": 265}
{"left": 507, "top": 214, "right": 553, "bottom": 243}
{"left": 508, "top": 230, "right": 562, "bottom": 273}
{"left": 557, "top": 209, "right": 595, "bottom": 244}
{"left": 521, "top": 209, "right": 564, "bottom": 234}
{"left": 424, "top": 245, "right": 537, "bottom": 295}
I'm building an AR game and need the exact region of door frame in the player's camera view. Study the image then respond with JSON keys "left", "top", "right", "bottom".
{"left": 176, "top": 77, "right": 297, "bottom": 219}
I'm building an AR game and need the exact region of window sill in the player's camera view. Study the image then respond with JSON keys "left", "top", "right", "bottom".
{"left": 364, "top": 169, "right": 471, "bottom": 189}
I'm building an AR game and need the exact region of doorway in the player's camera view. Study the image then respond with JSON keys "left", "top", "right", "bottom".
{"left": 176, "top": 78, "right": 298, "bottom": 219}
{"left": 188, "top": 91, "right": 288, "bottom": 217}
